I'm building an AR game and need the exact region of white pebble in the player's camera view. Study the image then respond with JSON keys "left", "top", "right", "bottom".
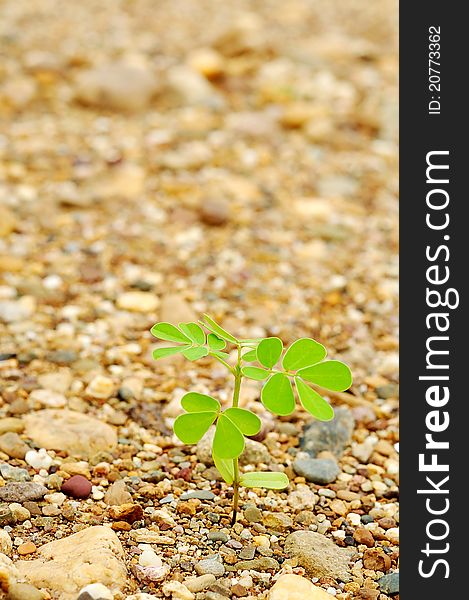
{"left": 25, "top": 448, "right": 54, "bottom": 470}
{"left": 77, "top": 582, "right": 113, "bottom": 600}
{"left": 139, "top": 548, "right": 163, "bottom": 567}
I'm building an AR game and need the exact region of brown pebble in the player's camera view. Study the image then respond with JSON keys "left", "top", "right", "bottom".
{"left": 232, "top": 584, "right": 248, "bottom": 597}
{"left": 61, "top": 475, "right": 92, "bottom": 499}
{"left": 108, "top": 502, "right": 144, "bottom": 523}
{"left": 176, "top": 501, "right": 197, "bottom": 516}
{"left": 357, "top": 589, "right": 380, "bottom": 600}
{"left": 198, "top": 198, "right": 230, "bottom": 226}
{"left": 353, "top": 527, "right": 375, "bottom": 547}
{"left": 111, "top": 520, "right": 132, "bottom": 531}
{"left": 363, "top": 548, "right": 392, "bottom": 572}
{"left": 378, "top": 517, "right": 396, "bottom": 530}
{"left": 18, "top": 541, "right": 37, "bottom": 555}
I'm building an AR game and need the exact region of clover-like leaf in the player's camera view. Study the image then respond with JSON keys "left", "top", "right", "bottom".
{"left": 223, "top": 408, "right": 261, "bottom": 436}
{"left": 241, "top": 366, "right": 270, "bottom": 381}
{"left": 152, "top": 345, "right": 191, "bottom": 360}
{"left": 242, "top": 349, "right": 258, "bottom": 362}
{"left": 240, "top": 471, "right": 289, "bottom": 489}
{"left": 213, "top": 413, "right": 245, "bottom": 459}
{"left": 207, "top": 333, "right": 226, "bottom": 350}
{"left": 182, "top": 346, "right": 209, "bottom": 361}
{"left": 179, "top": 322, "right": 205, "bottom": 345}
{"left": 181, "top": 392, "right": 220, "bottom": 413}
{"left": 282, "top": 338, "right": 327, "bottom": 371}
{"left": 174, "top": 412, "right": 217, "bottom": 444}
{"left": 261, "top": 373, "right": 295, "bottom": 416}
{"left": 257, "top": 337, "right": 283, "bottom": 368}
{"left": 213, "top": 453, "right": 234, "bottom": 484}
{"left": 298, "top": 360, "right": 352, "bottom": 391}
{"left": 202, "top": 314, "right": 238, "bottom": 344}
{"left": 151, "top": 322, "right": 192, "bottom": 344}
{"left": 295, "top": 377, "right": 334, "bottom": 421}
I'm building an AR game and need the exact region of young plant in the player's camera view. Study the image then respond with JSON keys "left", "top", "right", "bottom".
{"left": 151, "top": 314, "right": 352, "bottom": 524}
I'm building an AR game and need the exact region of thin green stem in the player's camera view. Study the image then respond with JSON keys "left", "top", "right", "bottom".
{"left": 231, "top": 345, "right": 243, "bottom": 525}
{"left": 208, "top": 351, "right": 235, "bottom": 374}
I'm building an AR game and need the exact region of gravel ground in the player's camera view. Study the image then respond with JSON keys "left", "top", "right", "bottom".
{"left": 0, "top": 1, "right": 398, "bottom": 599}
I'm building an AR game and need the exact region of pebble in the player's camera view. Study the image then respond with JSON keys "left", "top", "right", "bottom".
{"left": 288, "top": 484, "right": 318, "bottom": 510}
{"left": 61, "top": 475, "right": 92, "bottom": 498}
{"left": 262, "top": 512, "right": 293, "bottom": 530}
{"left": 77, "top": 583, "right": 114, "bottom": 600}
{"left": 353, "top": 527, "right": 375, "bottom": 547}
{"left": 199, "top": 198, "right": 230, "bottom": 226}
{"left": 184, "top": 574, "right": 216, "bottom": 593}
{"left": 85, "top": 376, "right": 115, "bottom": 400}
{"left": 234, "top": 557, "right": 279, "bottom": 571}
{"left": 139, "top": 548, "right": 163, "bottom": 567}
{"left": 17, "top": 540, "right": 37, "bottom": 555}
{"left": 180, "top": 490, "right": 216, "bottom": 501}
{"left": 300, "top": 407, "right": 354, "bottom": 458}
{"left": 243, "top": 505, "right": 262, "bottom": 523}
{"left": 378, "top": 572, "right": 399, "bottom": 594}
{"left": 29, "top": 389, "right": 67, "bottom": 408}
{"left": 0, "top": 418, "right": 24, "bottom": 435}
{"left": 116, "top": 291, "right": 159, "bottom": 313}
{"left": 9, "top": 503, "right": 31, "bottom": 522}
{"left": 108, "top": 502, "right": 144, "bottom": 523}
{"left": 363, "top": 548, "right": 391, "bottom": 572}
{"left": 0, "top": 432, "right": 29, "bottom": 459}
{"left": 195, "top": 557, "right": 225, "bottom": 576}
{"left": 162, "top": 581, "right": 195, "bottom": 600}
{"left": 0, "top": 297, "right": 35, "bottom": 323}
{"left": 0, "top": 529, "right": 13, "bottom": 555}
{"left": 284, "top": 530, "right": 353, "bottom": 582}
{"left": 25, "top": 448, "right": 53, "bottom": 470}
{"left": 293, "top": 457, "right": 340, "bottom": 484}
{"left": 0, "top": 482, "right": 47, "bottom": 502}
{"left": 5, "top": 582, "right": 44, "bottom": 600}
{"left": 268, "top": 574, "right": 335, "bottom": 599}
{"left": 104, "top": 479, "right": 132, "bottom": 506}
{"left": 208, "top": 531, "right": 228, "bottom": 543}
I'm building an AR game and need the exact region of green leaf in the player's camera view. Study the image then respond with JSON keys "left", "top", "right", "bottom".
{"left": 182, "top": 346, "right": 209, "bottom": 361}
{"left": 295, "top": 378, "right": 334, "bottom": 421}
{"left": 151, "top": 322, "right": 192, "bottom": 344}
{"left": 261, "top": 373, "right": 295, "bottom": 416}
{"left": 282, "top": 338, "right": 327, "bottom": 371}
{"left": 213, "top": 453, "right": 234, "bottom": 484}
{"left": 179, "top": 322, "right": 205, "bottom": 345}
{"left": 152, "top": 345, "right": 191, "bottom": 360}
{"left": 212, "top": 414, "right": 245, "bottom": 459}
{"left": 298, "top": 360, "right": 352, "bottom": 391}
{"left": 211, "top": 350, "right": 231, "bottom": 361}
{"left": 257, "top": 337, "right": 283, "bottom": 368}
{"left": 224, "top": 408, "right": 261, "bottom": 436}
{"left": 240, "top": 471, "right": 289, "bottom": 489}
{"left": 173, "top": 412, "right": 217, "bottom": 444}
{"left": 207, "top": 333, "right": 226, "bottom": 350}
{"left": 242, "top": 349, "right": 258, "bottom": 362}
{"left": 181, "top": 392, "right": 220, "bottom": 413}
{"left": 241, "top": 366, "right": 270, "bottom": 381}
{"left": 202, "top": 314, "right": 238, "bottom": 344}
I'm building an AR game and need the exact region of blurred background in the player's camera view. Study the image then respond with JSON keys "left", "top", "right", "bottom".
{"left": 0, "top": 0, "right": 398, "bottom": 407}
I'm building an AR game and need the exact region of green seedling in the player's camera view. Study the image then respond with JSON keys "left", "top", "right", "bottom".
{"left": 151, "top": 314, "right": 352, "bottom": 524}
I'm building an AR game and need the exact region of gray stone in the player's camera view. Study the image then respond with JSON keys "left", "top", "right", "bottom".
{"left": 208, "top": 531, "right": 228, "bottom": 543}
{"left": 0, "top": 432, "right": 29, "bottom": 458}
{"left": 181, "top": 490, "right": 216, "bottom": 501}
{"left": 195, "top": 557, "right": 225, "bottom": 576}
{"left": 243, "top": 505, "right": 262, "bottom": 523}
{"left": 300, "top": 407, "right": 354, "bottom": 458}
{"left": 0, "top": 463, "right": 30, "bottom": 482}
{"left": 0, "top": 482, "right": 47, "bottom": 502}
{"left": 284, "top": 531, "right": 353, "bottom": 582}
{"left": 378, "top": 572, "right": 399, "bottom": 595}
{"left": 233, "top": 557, "right": 279, "bottom": 571}
{"left": 292, "top": 457, "right": 340, "bottom": 484}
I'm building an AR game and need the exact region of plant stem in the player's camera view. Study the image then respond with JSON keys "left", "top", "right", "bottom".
{"left": 231, "top": 345, "right": 243, "bottom": 525}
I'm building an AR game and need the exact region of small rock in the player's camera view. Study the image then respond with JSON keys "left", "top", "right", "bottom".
{"left": 9, "top": 503, "right": 30, "bottom": 522}
{"left": 207, "top": 531, "right": 228, "bottom": 543}
{"left": 109, "top": 503, "right": 144, "bottom": 523}
{"left": 0, "top": 432, "right": 29, "bottom": 459}
{"left": 285, "top": 531, "right": 353, "bottom": 582}
{"left": 139, "top": 548, "right": 162, "bottom": 567}
{"left": 0, "top": 418, "right": 24, "bottom": 435}
{"left": 18, "top": 541, "right": 37, "bottom": 555}
{"left": 85, "top": 376, "right": 115, "bottom": 400}
{"left": 0, "top": 529, "right": 12, "bottom": 555}
{"left": 268, "top": 574, "right": 333, "bottom": 599}
{"left": 25, "top": 448, "right": 53, "bottom": 470}
{"left": 234, "top": 557, "right": 279, "bottom": 571}
{"left": 0, "top": 464, "right": 30, "bottom": 482}
{"left": 0, "top": 482, "right": 47, "bottom": 503}
{"left": 116, "top": 291, "right": 159, "bottom": 313}
{"left": 240, "top": 439, "right": 271, "bottom": 465}
{"left": 243, "top": 505, "right": 262, "bottom": 523}
{"left": 184, "top": 574, "right": 216, "bottom": 593}
{"left": 300, "top": 407, "right": 354, "bottom": 458}
{"left": 23, "top": 409, "right": 117, "bottom": 458}
{"left": 363, "top": 549, "right": 392, "bottom": 572}
{"left": 0, "top": 504, "right": 14, "bottom": 526}
{"left": 47, "top": 350, "right": 78, "bottom": 365}
{"left": 353, "top": 528, "right": 375, "bottom": 548}
{"left": 293, "top": 457, "right": 340, "bottom": 484}
{"left": 0, "top": 297, "right": 35, "bottom": 323}
{"left": 262, "top": 512, "right": 293, "bottom": 530}
{"left": 287, "top": 484, "right": 317, "bottom": 511}
{"left": 77, "top": 582, "right": 114, "bottom": 600}
{"left": 165, "top": 65, "right": 222, "bottom": 107}
{"left": 6, "top": 582, "right": 44, "bottom": 600}
{"left": 195, "top": 557, "right": 225, "bottom": 576}
{"left": 29, "top": 389, "right": 67, "bottom": 408}
{"left": 199, "top": 198, "right": 230, "bottom": 226}
{"left": 180, "top": 490, "right": 216, "bottom": 501}
{"left": 162, "top": 580, "right": 195, "bottom": 600}
{"left": 61, "top": 475, "right": 92, "bottom": 499}
{"left": 104, "top": 480, "right": 132, "bottom": 506}
{"left": 75, "top": 63, "right": 157, "bottom": 111}
{"left": 378, "top": 572, "right": 399, "bottom": 595}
